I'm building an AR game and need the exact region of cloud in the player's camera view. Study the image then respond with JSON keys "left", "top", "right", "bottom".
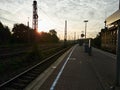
{"left": 0, "top": 17, "right": 16, "bottom": 23}
{"left": 0, "top": 9, "right": 17, "bottom": 22}
{"left": 39, "top": 0, "right": 107, "bottom": 21}
{"left": 38, "top": 0, "right": 118, "bottom": 35}
{"left": 0, "top": 9, "right": 13, "bottom": 16}
{"left": 0, "top": 0, "right": 119, "bottom": 38}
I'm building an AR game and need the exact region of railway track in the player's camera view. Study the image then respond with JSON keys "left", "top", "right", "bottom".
{"left": 0, "top": 47, "right": 69, "bottom": 90}
{"left": 0, "top": 44, "right": 62, "bottom": 59}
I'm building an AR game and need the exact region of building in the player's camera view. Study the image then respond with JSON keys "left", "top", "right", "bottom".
{"left": 101, "top": 10, "right": 120, "bottom": 53}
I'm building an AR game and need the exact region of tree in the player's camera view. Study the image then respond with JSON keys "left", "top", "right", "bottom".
{"left": 12, "top": 23, "right": 34, "bottom": 43}
{"left": 39, "top": 32, "right": 51, "bottom": 43}
{"left": 0, "top": 22, "right": 11, "bottom": 44}
{"left": 49, "top": 29, "right": 57, "bottom": 35}
{"left": 51, "top": 34, "right": 59, "bottom": 43}
{"left": 49, "top": 29, "right": 59, "bottom": 43}
{"left": 93, "top": 32, "right": 101, "bottom": 48}
{"left": 11, "top": 24, "right": 59, "bottom": 44}
{"left": 38, "top": 31, "right": 59, "bottom": 43}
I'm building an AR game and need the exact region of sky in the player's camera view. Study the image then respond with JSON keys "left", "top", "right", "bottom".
{"left": 0, "top": 0, "right": 119, "bottom": 40}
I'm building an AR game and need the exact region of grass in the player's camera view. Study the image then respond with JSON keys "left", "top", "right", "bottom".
{"left": 0, "top": 43, "right": 73, "bottom": 84}
{"left": 0, "top": 55, "right": 27, "bottom": 73}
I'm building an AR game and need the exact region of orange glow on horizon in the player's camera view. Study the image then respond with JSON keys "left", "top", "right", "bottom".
{"left": 37, "top": 29, "right": 41, "bottom": 33}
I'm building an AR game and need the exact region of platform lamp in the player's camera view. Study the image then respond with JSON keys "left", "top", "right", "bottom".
{"left": 84, "top": 20, "right": 88, "bottom": 39}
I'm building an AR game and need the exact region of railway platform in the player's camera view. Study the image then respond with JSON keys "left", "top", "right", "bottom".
{"left": 25, "top": 44, "right": 116, "bottom": 90}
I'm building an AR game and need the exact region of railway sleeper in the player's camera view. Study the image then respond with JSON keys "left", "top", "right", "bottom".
{"left": 4, "top": 82, "right": 25, "bottom": 90}
{"left": 33, "top": 67, "right": 42, "bottom": 71}
{"left": 3, "top": 87, "right": 20, "bottom": 90}
{"left": 0, "top": 47, "right": 70, "bottom": 90}
{"left": 15, "top": 78, "right": 30, "bottom": 84}
{"left": 25, "top": 73, "right": 38, "bottom": 77}
{"left": 21, "top": 76, "right": 35, "bottom": 80}
{"left": 31, "top": 69, "right": 43, "bottom": 73}
{"left": 30, "top": 71, "right": 41, "bottom": 74}
{"left": 11, "top": 82, "right": 26, "bottom": 88}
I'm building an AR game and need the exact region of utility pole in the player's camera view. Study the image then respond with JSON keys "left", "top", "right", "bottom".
{"left": 33, "top": 0, "right": 38, "bottom": 31}
{"left": 32, "top": 0, "right": 38, "bottom": 42}
{"left": 74, "top": 32, "right": 76, "bottom": 43}
{"left": 27, "top": 17, "right": 30, "bottom": 43}
{"left": 119, "top": 0, "right": 120, "bottom": 10}
{"left": 27, "top": 17, "right": 29, "bottom": 27}
{"left": 64, "top": 20, "right": 67, "bottom": 47}
{"left": 104, "top": 20, "right": 106, "bottom": 28}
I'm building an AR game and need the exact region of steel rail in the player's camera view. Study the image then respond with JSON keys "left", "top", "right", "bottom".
{"left": 0, "top": 47, "right": 69, "bottom": 90}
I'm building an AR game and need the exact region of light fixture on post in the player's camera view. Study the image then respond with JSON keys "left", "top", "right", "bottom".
{"left": 84, "top": 20, "right": 88, "bottom": 39}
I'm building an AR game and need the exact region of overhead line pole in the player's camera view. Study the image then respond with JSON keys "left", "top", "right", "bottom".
{"left": 119, "top": 0, "right": 120, "bottom": 10}
{"left": 64, "top": 20, "right": 67, "bottom": 47}
{"left": 74, "top": 32, "right": 76, "bottom": 43}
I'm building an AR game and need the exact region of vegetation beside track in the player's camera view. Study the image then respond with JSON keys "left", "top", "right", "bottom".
{"left": 0, "top": 43, "right": 73, "bottom": 84}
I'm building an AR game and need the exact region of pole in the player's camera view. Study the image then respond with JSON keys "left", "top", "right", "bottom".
{"left": 64, "top": 20, "right": 67, "bottom": 47}
{"left": 27, "top": 17, "right": 29, "bottom": 43}
{"left": 27, "top": 17, "right": 29, "bottom": 27}
{"left": 84, "top": 20, "right": 88, "bottom": 39}
{"left": 74, "top": 32, "right": 76, "bottom": 43}
{"left": 116, "top": 20, "right": 120, "bottom": 86}
{"left": 119, "top": 0, "right": 120, "bottom": 10}
{"left": 85, "top": 22, "right": 87, "bottom": 38}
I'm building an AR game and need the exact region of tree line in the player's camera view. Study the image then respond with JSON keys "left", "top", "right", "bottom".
{"left": 0, "top": 21, "right": 59, "bottom": 44}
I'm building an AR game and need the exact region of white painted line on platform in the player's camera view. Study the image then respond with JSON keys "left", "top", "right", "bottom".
{"left": 50, "top": 45, "right": 77, "bottom": 90}
{"left": 24, "top": 46, "right": 73, "bottom": 90}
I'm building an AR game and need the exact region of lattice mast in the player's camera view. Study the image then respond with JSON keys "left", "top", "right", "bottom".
{"left": 32, "top": 0, "right": 38, "bottom": 31}
{"left": 119, "top": 0, "right": 120, "bottom": 9}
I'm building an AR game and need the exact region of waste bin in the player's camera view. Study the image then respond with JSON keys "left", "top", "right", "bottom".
{"left": 88, "top": 46, "right": 92, "bottom": 56}
{"left": 84, "top": 44, "right": 89, "bottom": 53}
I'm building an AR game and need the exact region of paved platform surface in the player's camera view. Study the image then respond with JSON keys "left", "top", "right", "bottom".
{"left": 39, "top": 44, "right": 113, "bottom": 90}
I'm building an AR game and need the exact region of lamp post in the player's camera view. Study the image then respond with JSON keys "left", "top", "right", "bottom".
{"left": 84, "top": 20, "right": 88, "bottom": 39}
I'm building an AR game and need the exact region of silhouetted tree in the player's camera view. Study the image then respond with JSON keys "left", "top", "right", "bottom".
{"left": 0, "top": 22, "right": 4, "bottom": 29}
{"left": 38, "top": 31, "right": 59, "bottom": 43}
{"left": 12, "top": 23, "right": 34, "bottom": 43}
{"left": 49, "top": 29, "right": 57, "bottom": 35}
{"left": 0, "top": 22, "right": 11, "bottom": 44}
{"left": 93, "top": 32, "right": 101, "bottom": 48}
{"left": 51, "top": 34, "right": 59, "bottom": 43}
{"left": 11, "top": 23, "right": 59, "bottom": 44}
{"left": 39, "top": 32, "right": 51, "bottom": 43}
{"left": 49, "top": 29, "right": 59, "bottom": 43}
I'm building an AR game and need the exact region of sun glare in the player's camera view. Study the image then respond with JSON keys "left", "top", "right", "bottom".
{"left": 37, "top": 29, "right": 41, "bottom": 33}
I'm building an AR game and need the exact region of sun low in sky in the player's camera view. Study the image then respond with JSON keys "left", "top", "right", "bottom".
{"left": 0, "top": 0, "right": 119, "bottom": 40}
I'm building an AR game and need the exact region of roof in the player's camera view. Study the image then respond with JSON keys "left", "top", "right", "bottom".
{"left": 106, "top": 10, "right": 120, "bottom": 25}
